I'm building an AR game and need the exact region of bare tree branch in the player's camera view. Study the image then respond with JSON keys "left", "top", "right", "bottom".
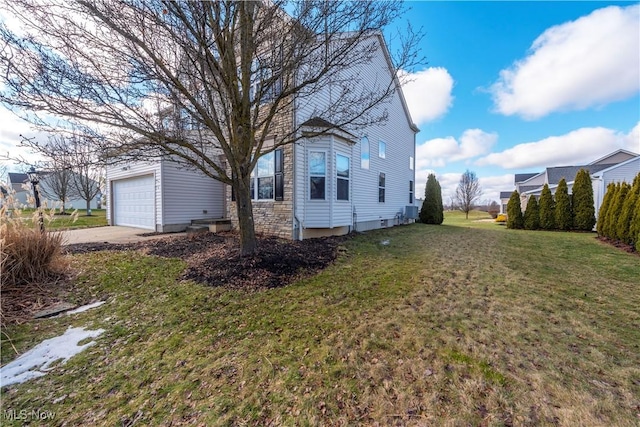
{"left": 0, "top": 0, "right": 423, "bottom": 254}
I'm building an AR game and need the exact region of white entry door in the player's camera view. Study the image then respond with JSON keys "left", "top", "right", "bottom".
{"left": 112, "top": 175, "right": 155, "bottom": 230}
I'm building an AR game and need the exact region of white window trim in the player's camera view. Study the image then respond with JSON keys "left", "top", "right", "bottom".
{"left": 379, "top": 171, "right": 386, "bottom": 203}
{"left": 252, "top": 151, "right": 275, "bottom": 201}
{"left": 379, "top": 140, "right": 386, "bottom": 159}
{"left": 336, "top": 153, "right": 350, "bottom": 202}
{"left": 309, "top": 150, "right": 327, "bottom": 201}
{"left": 361, "top": 136, "right": 370, "bottom": 170}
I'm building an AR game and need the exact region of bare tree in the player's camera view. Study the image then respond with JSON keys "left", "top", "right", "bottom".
{"left": 40, "top": 169, "right": 78, "bottom": 213}
{"left": 20, "top": 132, "right": 102, "bottom": 215}
{"left": 455, "top": 169, "right": 482, "bottom": 219}
{"left": 0, "top": 0, "right": 422, "bottom": 255}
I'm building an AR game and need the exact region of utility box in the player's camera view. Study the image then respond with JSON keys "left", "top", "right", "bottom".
{"left": 405, "top": 205, "right": 419, "bottom": 219}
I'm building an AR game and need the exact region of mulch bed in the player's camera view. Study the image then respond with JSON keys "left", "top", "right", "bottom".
{"left": 2, "top": 233, "right": 344, "bottom": 326}
{"left": 65, "top": 231, "right": 345, "bottom": 289}
{"left": 596, "top": 236, "right": 638, "bottom": 255}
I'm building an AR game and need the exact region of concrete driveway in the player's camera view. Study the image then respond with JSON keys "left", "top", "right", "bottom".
{"left": 62, "top": 226, "right": 185, "bottom": 245}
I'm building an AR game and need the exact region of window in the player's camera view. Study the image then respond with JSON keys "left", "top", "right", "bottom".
{"left": 256, "top": 152, "right": 274, "bottom": 200}
{"left": 361, "top": 136, "right": 370, "bottom": 169}
{"left": 336, "top": 154, "right": 349, "bottom": 201}
{"left": 379, "top": 141, "right": 386, "bottom": 159}
{"left": 238, "top": 148, "right": 284, "bottom": 202}
{"left": 249, "top": 50, "right": 283, "bottom": 104}
{"left": 409, "top": 180, "right": 414, "bottom": 204}
{"left": 309, "top": 151, "right": 326, "bottom": 200}
{"left": 378, "top": 172, "right": 386, "bottom": 203}
{"left": 409, "top": 156, "right": 414, "bottom": 170}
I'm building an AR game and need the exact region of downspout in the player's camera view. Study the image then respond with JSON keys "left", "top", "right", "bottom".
{"left": 292, "top": 88, "right": 302, "bottom": 240}
{"left": 159, "top": 160, "right": 164, "bottom": 232}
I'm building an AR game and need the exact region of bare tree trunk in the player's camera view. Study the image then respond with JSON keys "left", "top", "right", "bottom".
{"left": 234, "top": 175, "right": 257, "bottom": 256}
{"left": 86, "top": 200, "right": 91, "bottom": 215}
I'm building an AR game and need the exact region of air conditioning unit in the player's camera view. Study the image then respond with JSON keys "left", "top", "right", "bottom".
{"left": 405, "top": 205, "right": 419, "bottom": 219}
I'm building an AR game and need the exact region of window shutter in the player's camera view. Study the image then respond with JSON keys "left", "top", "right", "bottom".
{"left": 274, "top": 148, "right": 284, "bottom": 201}
{"left": 231, "top": 184, "right": 235, "bottom": 201}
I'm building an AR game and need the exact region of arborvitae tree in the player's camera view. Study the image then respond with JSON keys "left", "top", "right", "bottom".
{"left": 618, "top": 184, "right": 639, "bottom": 245}
{"left": 609, "top": 182, "right": 630, "bottom": 241}
{"left": 631, "top": 191, "right": 640, "bottom": 251}
{"left": 572, "top": 168, "right": 596, "bottom": 231}
{"left": 420, "top": 173, "right": 444, "bottom": 224}
{"left": 539, "top": 184, "right": 555, "bottom": 230}
{"left": 603, "top": 183, "right": 621, "bottom": 239}
{"left": 506, "top": 191, "right": 524, "bottom": 229}
{"left": 554, "top": 178, "right": 572, "bottom": 231}
{"left": 597, "top": 182, "right": 616, "bottom": 236}
{"left": 523, "top": 196, "right": 540, "bottom": 230}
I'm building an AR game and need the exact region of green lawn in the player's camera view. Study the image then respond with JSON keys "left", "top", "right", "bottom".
{"left": 1, "top": 211, "right": 638, "bottom": 426}
{"left": 17, "top": 208, "right": 107, "bottom": 230}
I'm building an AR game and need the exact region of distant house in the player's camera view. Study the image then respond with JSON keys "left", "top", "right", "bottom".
{"left": 499, "top": 149, "right": 639, "bottom": 220}
{"left": 106, "top": 33, "right": 418, "bottom": 238}
{"left": 7, "top": 172, "right": 101, "bottom": 211}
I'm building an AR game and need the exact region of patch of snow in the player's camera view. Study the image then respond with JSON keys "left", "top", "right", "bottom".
{"left": 0, "top": 327, "right": 104, "bottom": 387}
{"left": 66, "top": 301, "right": 106, "bottom": 315}
{"left": 380, "top": 239, "right": 390, "bottom": 246}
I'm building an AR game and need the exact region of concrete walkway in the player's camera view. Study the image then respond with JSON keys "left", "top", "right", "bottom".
{"left": 62, "top": 226, "right": 185, "bottom": 245}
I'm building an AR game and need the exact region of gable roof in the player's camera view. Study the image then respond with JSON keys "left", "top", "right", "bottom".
{"left": 514, "top": 173, "right": 538, "bottom": 184}
{"left": 372, "top": 32, "right": 419, "bottom": 134}
{"left": 499, "top": 191, "right": 513, "bottom": 199}
{"left": 8, "top": 172, "right": 28, "bottom": 185}
{"left": 588, "top": 149, "right": 639, "bottom": 166}
{"left": 590, "top": 155, "right": 640, "bottom": 178}
{"left": 546, "top": 164, "right": 611, "bottom": 185}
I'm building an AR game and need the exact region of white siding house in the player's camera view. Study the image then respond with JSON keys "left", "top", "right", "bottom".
{"left": 500, "top": 149, "right": 639, "bottom": 222}
{"left": 106, "top": 33, "right": 417, "bottom": 239}
{"left": 292, "top": 34, "right": 418, "bottom": 238}
{"left": 591, "top": 156, "right": 640, "bottom": 218}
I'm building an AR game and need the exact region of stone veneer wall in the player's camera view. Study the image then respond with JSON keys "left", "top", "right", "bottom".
{"left": 226, "top": 110, "right": 295, "bottom": 240}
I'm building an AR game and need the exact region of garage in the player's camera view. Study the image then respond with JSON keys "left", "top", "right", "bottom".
{"left": 112, "top": 175, "right": 155, "bottom": 230}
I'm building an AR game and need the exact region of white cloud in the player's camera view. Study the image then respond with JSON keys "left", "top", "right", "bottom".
{"left": 490, "top": 5, "right": 640, "bottom": 119}
{"left": 475, "top": 123, "right": 640, "bottom": 169}
{"left": 416, "top": 129, "right": 497, "bottom": 168}
{"left": 0, "top": 106, "right": 48, "bottom": 165}
{"left": 400, "top": 67, "right": 454, "bottom": 125}
{"left": 478, "top": 174, "right": 515, "bottom": 203}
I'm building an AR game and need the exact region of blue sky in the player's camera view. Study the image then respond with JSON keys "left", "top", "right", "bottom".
{"left": 395, "top": 1, "right": 639, "bottom": 203}
{"left": 1, "top": 1, "right": 639, "bottom": 204}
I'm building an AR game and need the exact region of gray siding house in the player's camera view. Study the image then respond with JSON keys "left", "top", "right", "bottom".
{"left": 499, "top": 149, "right": 639, "bottom": 219}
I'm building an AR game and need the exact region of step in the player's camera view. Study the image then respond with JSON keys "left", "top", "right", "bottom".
{"left": 190, "top": 218, "right": 231, "bottom": 225}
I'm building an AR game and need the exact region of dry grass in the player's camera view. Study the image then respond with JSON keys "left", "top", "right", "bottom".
{"left": 1, "top": 211, "right": 639, "bottom": 426}
{"left": 0, "top": 188, "right": 72, "bottom": 326}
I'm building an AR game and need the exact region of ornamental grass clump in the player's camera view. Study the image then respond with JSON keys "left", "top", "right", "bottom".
{"left": 0, "top": 184, "right": 72, "bottom": 289}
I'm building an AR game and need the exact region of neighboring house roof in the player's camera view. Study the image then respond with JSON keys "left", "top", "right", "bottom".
{"left": 588, "top": 149, "right": 639, "bottom": 166}
{"left": 514, "top": 173, "right": 538, "bottom": 183}
{"left": 499, "top": 191, "right": 513, "bottom": 199}
{"left": 545, "top": 164, "right": 612, "bottom": 185}
{"left": 591, "top": 155, "right": 640, "bottom": 178}
{"left": 8, "top": 172, "right": 28, "bottom": 185}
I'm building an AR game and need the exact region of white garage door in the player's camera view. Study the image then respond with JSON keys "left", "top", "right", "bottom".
{"left": 112, "top": 175, "right": 155, "bottom": 230}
